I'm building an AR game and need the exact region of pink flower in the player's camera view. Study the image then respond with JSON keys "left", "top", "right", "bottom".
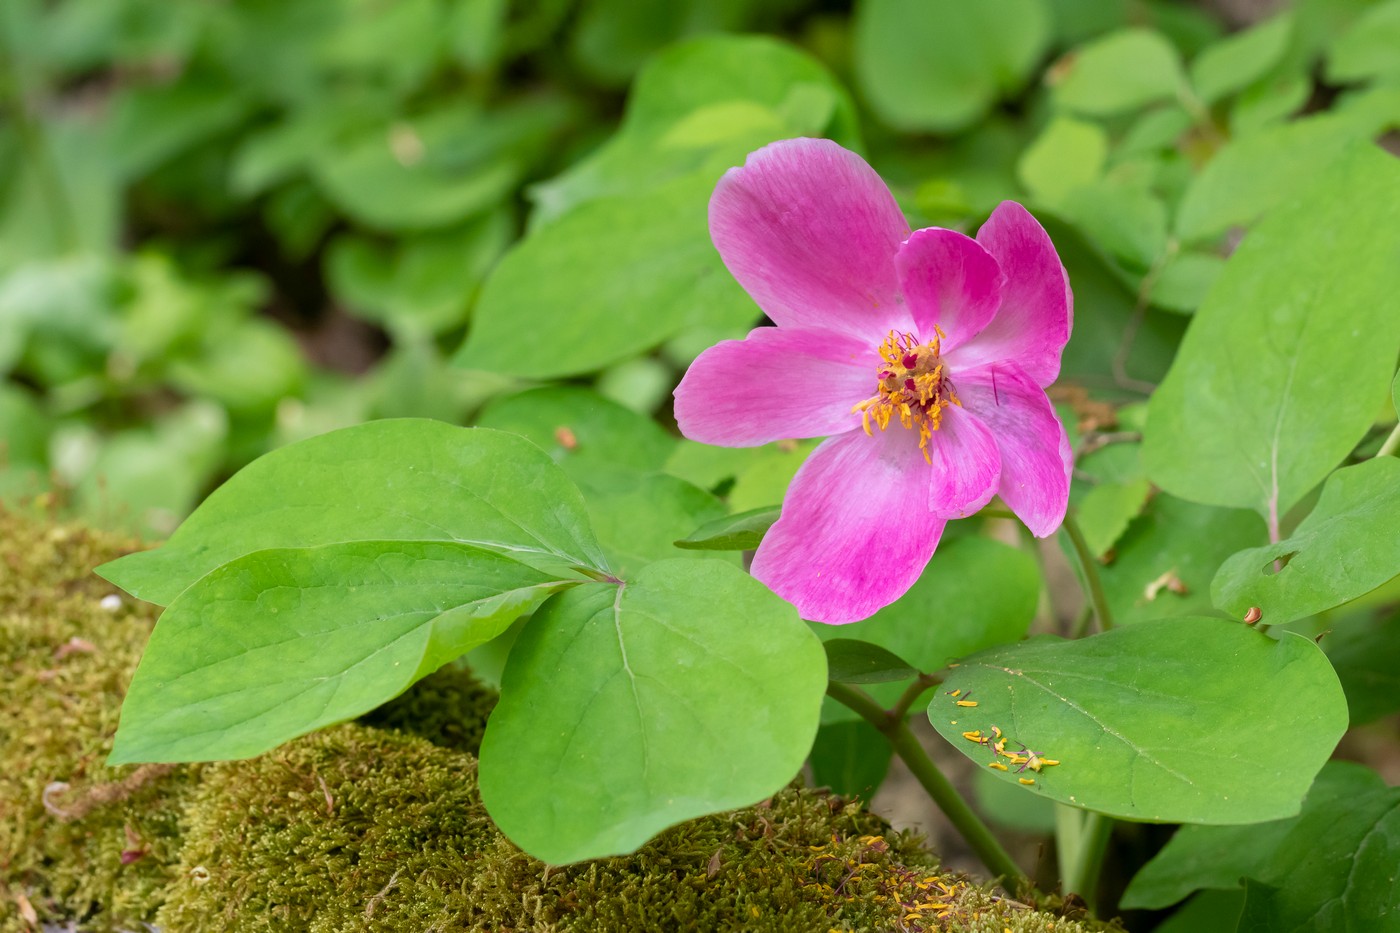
{"left": 674, "top": 138, "right": 1073, "bottom": 624}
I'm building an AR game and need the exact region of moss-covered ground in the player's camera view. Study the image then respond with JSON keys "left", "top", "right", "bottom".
{"left": 1, "top": 506, "right": 1120, "bottom": 932}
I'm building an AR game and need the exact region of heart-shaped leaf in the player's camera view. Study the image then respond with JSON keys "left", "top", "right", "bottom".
{"left": 110, "top": 541, "right": 571, "bottom": 764}
{"left": 479, "top": 559, "right": 826, "bottom": 863}
{"left": 98, "top": 420, "right": 608, "bottom": 605}
{"left": 927, "top": 617, "right": 1346, "bottom": 824}
{"left": 1213, "top": 457, "right": 1400, "bottom": 625}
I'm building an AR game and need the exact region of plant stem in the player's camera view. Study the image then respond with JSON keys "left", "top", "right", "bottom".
{"left": 887, "top": 673, "right": 939, "bottom": 722}
{"left": 1376, "top": 422, "right": 1400, "bottom": 459}
{"left": 1062, "top": 511, "right": 1114, "bottom": 632}
{"left": 1058, "top": 808, "right": 1114, "bottom": 908}
{"left": 826, "top": 681, "right": 1028, "bottom": 891}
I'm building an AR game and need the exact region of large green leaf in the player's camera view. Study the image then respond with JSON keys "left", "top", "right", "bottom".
{"left": 1127, "top": 761, "right": 1400, "bottom": 932}
{"left": 1213, "top": 458, "right": 1400, "bottom": 625}
{"left": 854, "top": 0, "right": 1051, "bottom": 132}
{"left": 1238, "top": 769, "right": 1400, "bottom": 932}
{"left": 478, "top": 559, "right": 826, "bottom": 863}
{"left": 928, "top": 617, "right": 1346, "bottom": 823}
{"left": 1144, "top": 144, "right": 1400, "bottom": 521}
{"left": 97, "top": 421, "right": 608, "bottom": 605}
{"left": 109, "top": 541, "right": 570, "bottom": 764}
{"left": 1122, "top": 761, "right": 1376, "bottom": 910}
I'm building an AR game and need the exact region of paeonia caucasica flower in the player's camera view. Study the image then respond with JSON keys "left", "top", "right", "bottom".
{"left": 675, "top": 138, "right": 1073, "bottom": 624}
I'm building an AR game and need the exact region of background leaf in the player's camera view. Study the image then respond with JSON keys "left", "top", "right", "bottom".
{"left": 823, "top": 639, "right": 918, "bottom": 684}
{"left": 1145, "top": 144, "right": 1400, "bottom": 521}
{"left": 854, "top": 0, "right": 1051, "bottom": 132}
{"left": 478, "top": 559, "right": 827, "bottom": 864}
{"left": 1049, "top": 28, "right": 1186, "bottom": 117}
{"left": 927, "top": 617, "right": 1347, "bottom": 823}
{"left": 809, "top": 719, "right": 893, "bottom": 799}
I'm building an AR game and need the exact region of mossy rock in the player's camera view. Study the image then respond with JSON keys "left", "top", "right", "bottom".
{"left": 0, "top": 507, "right": 1120, "bottom": 932}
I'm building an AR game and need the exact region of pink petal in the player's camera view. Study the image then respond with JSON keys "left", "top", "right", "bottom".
{"left": 954, "top": 362, "right": 1071, "bottom": 536}
{"left": 751, "top": 428, "right": 946, "bottom": 624}
{"left": 674, "top": 326, "right": 874, "bottom": 446}
{"left": 896, "top": 227, "right": 1004, "bottom": 353}
{"left": 709, "top": 138, "right": 912, "bottom": 340}
{"left": 956, "top": 202, "right": 1072, "bottom": 388}
{"left": 926, "top": 405, "right": 1002, "bottom": 518}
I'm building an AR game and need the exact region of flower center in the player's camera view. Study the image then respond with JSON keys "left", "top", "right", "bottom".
{"left": 851, "top": 329, "right": 960, "bottom": 462}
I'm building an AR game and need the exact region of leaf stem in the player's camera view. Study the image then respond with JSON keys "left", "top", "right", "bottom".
{"left": 1376, "top": 421, "right": 1400, "bottom": 459}
{"left": 825, "top": 681, "right": 1028, "bottom": 891}
{"left": 887, "top": 673, "right": 940, "bottom": 722}
{"left": 1061, "top": 511, "right": 1114, "bottom": 632}
{"left": 1057, "top": 807, "right": 1114, "bottom": 908}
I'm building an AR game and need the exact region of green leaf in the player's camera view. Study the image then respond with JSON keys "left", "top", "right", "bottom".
{"left": 1149, "top": 890, "right": 1245, "bottom": 933}
{"left": 324, "top": 212, "right": 511, "bottom": 339}
{"left": 1175, "top": 104, "right": 1400, "bottom": 243}
{"left": 473, "top": 386, "right": 676, "bottom": 473}
{"left": 1092, "top": 493, "right": 1265, "bottom": 627}
{"left": 854, "top": 0, "right": 1051, "bottom": 132}
{"left": 1016, "top": 116, "right": 1107, "bottom": 204}
{"left": 824, "top": 639, "right": 918, "bottom": 684}
{"left": 478, "top": 559, "right": 826, "bottom": 864}
{"left": 1239, "top": 783, "right": 1400, "bottom": 931}
{"left": 1326, "top": 607, "right": 1400, "bottom": 724}
{"left": 1126, "top": 761, "right": 1400, "bottom": 932}
{"left": 973, "top": 767, "right": 1056, "bottom": 833}
{"left": 1327, "top": 0, "right": 1400, "bottom": 83}
{"left": 311, "top": 98, "right": 570, "bottom": 232}
{"left": 457, "top": 171, "right": 757, "bottom": 378}
{"left": 674, "top": 505, "right": 780, "bottom": 551}
{"left": 1075, "top": 478, "right": 1152, "bottom": 559}
{"left": 532, "top": 35, "right": 857, "bottom": 225}
{"left": 109, "top": 541, "right": 569, "bottom": 764}
{"left": 473, "top": 387, "right": 718, "bottom": 574}
{"left": 816, "top": 537, "right": 1040, "bottom": 718}
{"left": 1050, "top": 29, "right": 1186, "bottom": 117}
{"left": 809, "top": 720, "right": 892, "bottom": 799}
{"left": 1189, "top": 12, "right": 1293, "bottom": 105}
{"left": 582, "top": 469, "right": 732, "bottom": 578}
{"left": 928, "top": 617, "right": 1346, "bottom": 823}
{"left": 1148, "top": 250, "right": 1225, "bottom": 313}
{"left": 1145, "top": 145, "right": 1400, "bottom": 520}
{"left": 1212, "top": 458, "right": 1400, "bottom": 626}
{"left": 97, "top": 421, "right": 608, "bottom": 606}
{"left": 1059, "top": 183, "right": 1169, "bottom": 270}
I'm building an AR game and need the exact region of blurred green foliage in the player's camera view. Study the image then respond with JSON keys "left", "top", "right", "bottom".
{"left": 1, "top": 0, "right": 1396, "bottom": 547}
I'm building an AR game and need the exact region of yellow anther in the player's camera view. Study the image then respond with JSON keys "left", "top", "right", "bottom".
{"left": 955, "top": 699, "right": 978, "bottom": 707}
{"left": 1019, "top": 777, "right": 1035, "bottom": 786}
{"left": 988, "top": 762, "right": 1008, "bottom": 771}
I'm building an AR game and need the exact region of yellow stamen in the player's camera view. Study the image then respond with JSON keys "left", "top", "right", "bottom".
{"left": 955, "top": 699, "right": 978, "bottom": 707}
{"left": 988, "top": 762, "right": 1008, "bottom": 771}
{"left": 1019, "top": 778, "right": 1035, "bottom": 786}
{"left": 848, "top": 330, "right": 961, "bottom": 463}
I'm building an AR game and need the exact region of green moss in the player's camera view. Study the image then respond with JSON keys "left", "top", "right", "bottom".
{"left": 1, "top": 507, "right": 1121, "bottom": 932}
{"left": 0, "top": 508, "right": 200, "bottom": 933}
{"left": 358, "top": 663, "right": 498, "bottom": 756}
